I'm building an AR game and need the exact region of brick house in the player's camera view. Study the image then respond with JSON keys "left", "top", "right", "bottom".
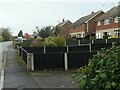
{"left": 69, "top": 11, "right": 104, "bottom": 39}
{"left": 95, "top": 5, "right": 120, "bottom": 39}
{"left": 57, "top": 19, "right": 72, "bottom": 39}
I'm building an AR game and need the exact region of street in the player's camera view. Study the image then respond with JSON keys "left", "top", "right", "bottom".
{"left": 0, "top": 41, "right": 12, "bottom": 83}
{"left": 0, "top": 41, "right": 12, "bottom": 73}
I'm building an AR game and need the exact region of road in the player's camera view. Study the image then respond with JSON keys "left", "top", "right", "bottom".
{"left": 0, "top": 41, "right": 12, "bottom": 76}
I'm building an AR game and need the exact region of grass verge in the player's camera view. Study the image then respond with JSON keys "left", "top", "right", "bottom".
{"left": 16, "top": 53, "right": 26, "bottom": 69}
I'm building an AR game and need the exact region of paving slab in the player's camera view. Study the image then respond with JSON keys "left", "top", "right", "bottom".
{"left": 3, "top": 48, "right": 40, "bottom": 89}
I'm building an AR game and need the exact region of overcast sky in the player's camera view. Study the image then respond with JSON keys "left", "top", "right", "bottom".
{"left": 0, "top": 0, "right": 119, "bottom": 36}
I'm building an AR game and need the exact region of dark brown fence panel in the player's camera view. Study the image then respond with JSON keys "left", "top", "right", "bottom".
{"left": 34, "top": 53, "right": 64, "bottom": 70}
{"left": 46, "top": 47, "right": 67, "bottom": 53}
{"left": 68, "top": 45, "right": 89, "bottom": 52}
{"left": 94, "top": 39, "right": 106, "bottom": 44}
{"left": 22, "top": 50, "right": 27, "bottom": 64}
{"left": 91, "top": 43, "right": 112, "bottom": 51}
{"left": 23, "top": 47, "right": 44, "bottom": 53}
{"left": 68, "top": 52, "right": 97, "bottom": 69}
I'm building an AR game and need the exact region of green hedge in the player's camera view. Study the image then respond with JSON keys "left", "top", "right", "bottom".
{"left": 73, "top": 46, "right": 120, "bottom": 89}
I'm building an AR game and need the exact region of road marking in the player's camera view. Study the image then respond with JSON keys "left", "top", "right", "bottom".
{"left": 0, "top": 49, "right": 8, "bottom": 90}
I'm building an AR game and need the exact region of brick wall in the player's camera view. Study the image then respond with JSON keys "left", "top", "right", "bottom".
{"left": 96, "top": 18, "right": 120, "bottom": 30}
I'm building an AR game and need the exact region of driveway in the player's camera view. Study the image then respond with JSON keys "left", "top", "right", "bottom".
{"left": 31, "top": 71, "right": 79, "bottom": 90}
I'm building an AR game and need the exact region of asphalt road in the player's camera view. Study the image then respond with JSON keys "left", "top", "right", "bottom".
{"left": 0, "top": 41, "right": 12, "bottom": 74}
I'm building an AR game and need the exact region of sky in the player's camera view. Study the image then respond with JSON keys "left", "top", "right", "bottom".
{"left": 0, "top": 0, "right": 119, "bottom": 36}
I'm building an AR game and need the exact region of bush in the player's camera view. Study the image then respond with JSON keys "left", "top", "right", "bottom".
{"left": 44, "top": 36, "right": 65, "bottom": 47}
{"left": 30, "top": 38, "right": 44, "bottom": 47}
{"left": 73, "top": 46, "right": 120, "bottom": 89}
{"left": 13, "top": 41, "right": 22, "bottom": 48}
{"left": 21, "top": 41, "right": 31, "bottom": 47}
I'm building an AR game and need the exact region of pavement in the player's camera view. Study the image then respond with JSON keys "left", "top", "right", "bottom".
{"left": 3, "top": 46, "right": 79, "bottom": 90}
{"left": 3, "top": 48, "right": 40, "bottom": 89}
{"left": 30, "top": 71, "right": 79, "bottom": 90}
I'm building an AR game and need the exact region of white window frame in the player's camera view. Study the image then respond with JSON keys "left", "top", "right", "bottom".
{"left": 98, "top": 21, "right": 101, "bottom": 26}
{"left": 114, "top": 16, "right": 120, "bottom": 23}
{"left": 104, "top": 18, "right": 110, "bottom": 25}
{"left": 114, "top": 30, "right": 120, "bottom": 37}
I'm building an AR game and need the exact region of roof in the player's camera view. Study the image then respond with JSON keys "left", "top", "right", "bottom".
{"left": 72, "top": 10, "right": 103, "bottom": 26}
{"left": 96, "top": 5, "right": 120, "bottom": 21}
{"left": 57, "top": 20, "right": 72, "bottom": 27}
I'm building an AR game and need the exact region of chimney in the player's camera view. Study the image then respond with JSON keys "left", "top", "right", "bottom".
{"left": 91, "top": 11, "right": 94, "bottom": 14}
{"left": 62, "top": 19, "right": 65, "bottom": 22}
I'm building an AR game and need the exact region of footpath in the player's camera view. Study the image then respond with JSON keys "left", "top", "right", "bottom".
{"left": 3, "top": 46, "right": 79, "bottom": 90}
{"left": 3, "top": 48, "right": 40, "bottom": 89}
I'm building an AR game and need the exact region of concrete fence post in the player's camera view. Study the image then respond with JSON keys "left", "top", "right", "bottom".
{"left": 66, "top": 46, "right": 69, "bottom": 53}
{"left": 106, "top": 39, "right": 108, "bottom": 44}
{"left": 89, "top": 43, "right": 92, "bottom": 52}
{"left": 44, "top": 46, "right": 46, "bottom": 53}
{"left": 27, "top": 53, "right": 34, "bottom": 71}
{"left": 65, "top": 41, "right": 67, "bottom": 46}
{"left": 27, "top": 53, "right": 31, "bottom": 71}
{"left": 97, "top": 51, "right": 100, "bottom": 55}
{"left": 78, "top": 40, "right": 81, "bottom": 46}
{"left": 92, "top": 40, "right": 94, "bottom": 44}
{"left": 31, "top": 53, "right": 34, "bottom": 71}
{"left": 64, "top": 53, "right": 68, "bottom": 71}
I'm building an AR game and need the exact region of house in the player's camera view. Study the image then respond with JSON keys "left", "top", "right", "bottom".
{"left": 69, "top": 11, "right": 104, "bottom": 39}
{"left": 24, "top": 33, "right": 31, "bottom": 39}
{"left": 57, "top": 19, "right": 72, "bottom": 39}
{"left": 95, "top": 5, "right": 120, "bottom": 39}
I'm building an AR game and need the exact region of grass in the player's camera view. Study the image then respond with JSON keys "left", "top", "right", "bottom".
{"left": 16, "top": 53, "right": 27, "bottom": 69}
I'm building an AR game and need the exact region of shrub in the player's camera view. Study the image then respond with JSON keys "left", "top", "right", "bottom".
{"left": 30, "top": 38, "right": 44, "bottom": 47}
{"left": 13, "top": 41, "right": 22, "bottom": 48}
{"left": 73, "top": 46, "right": 120, "bottom": 89}
{"left": 44, "top": 36, "right": 65, "bottom": 47}
{"left": 21, "top": 41, "right": 31, "bottom": 47}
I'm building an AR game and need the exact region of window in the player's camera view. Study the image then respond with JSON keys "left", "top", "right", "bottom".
{"left": 98, "top": 21, "right": 101, "bottom": 26}
{"left": 103, "top": 32, "right": 108, "bottom": 36}
{"left": 104, "top": 18, "right": 110, "bottom": 25}
{"left": 114, "top": 16, "right": 120, "bottom": 23}
{"left": 114, "top": 30, "right": 120, "bottom": 37}
{"left": 76, "top": 25, "right": 80, "bottom": 29}
{"left": 103, "top": 32, "right": 109, "bottom": 39}
{"left": 76, "top": 34, "right": 81, "bottom": 38}
{"left": 82, "top": 24, "right": 84, "bottom": 27}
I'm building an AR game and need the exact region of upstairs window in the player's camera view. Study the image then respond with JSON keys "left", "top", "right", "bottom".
{"left": 76, "top": 25, "right": 80, "bottom": 29}
{"left": 114, "top": 16, "right": 120, "bottom": 23}
{"left": 98, "top": 21, "right": 101, "bottom": 26}
{"left": 82, "top": 24, "right": 84, "bottom": 27}
{"left": 104, "top": 18, "right": 110, "bottom": 25}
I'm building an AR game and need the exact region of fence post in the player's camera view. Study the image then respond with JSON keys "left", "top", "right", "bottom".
{"left": 66, "top": 46, "right": 69, "bottom": 53}
{"left": 44, "top": 46, "right": 46, "bottom": 53}
{"left": 27, "top": 53, "right": 34, "bottom": 71}
{"left": 64, "top": 53, "right": 68, "bottom": 71}
{"left": 27, "top": 53, "right": 31, "bottom": 71}
{"left": 106, "top": 39, "right": 108, "bottom": 44}
{"left": 97, "top": 51, "right": 100, "bottom": 55}
{"left": 92, "top": 40, "right": 94, "bottom": 44}
{"left": 65, "top": 41, "right": 67, "bottom": 46}
{"left": 31, "top": 53, "right": 34, "bottom": 71}
{"left": 89, "top": 43, "right": 91, "bottom": 52}
{"left": 78, "top": 40, "right": 81, "bottom": 46}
